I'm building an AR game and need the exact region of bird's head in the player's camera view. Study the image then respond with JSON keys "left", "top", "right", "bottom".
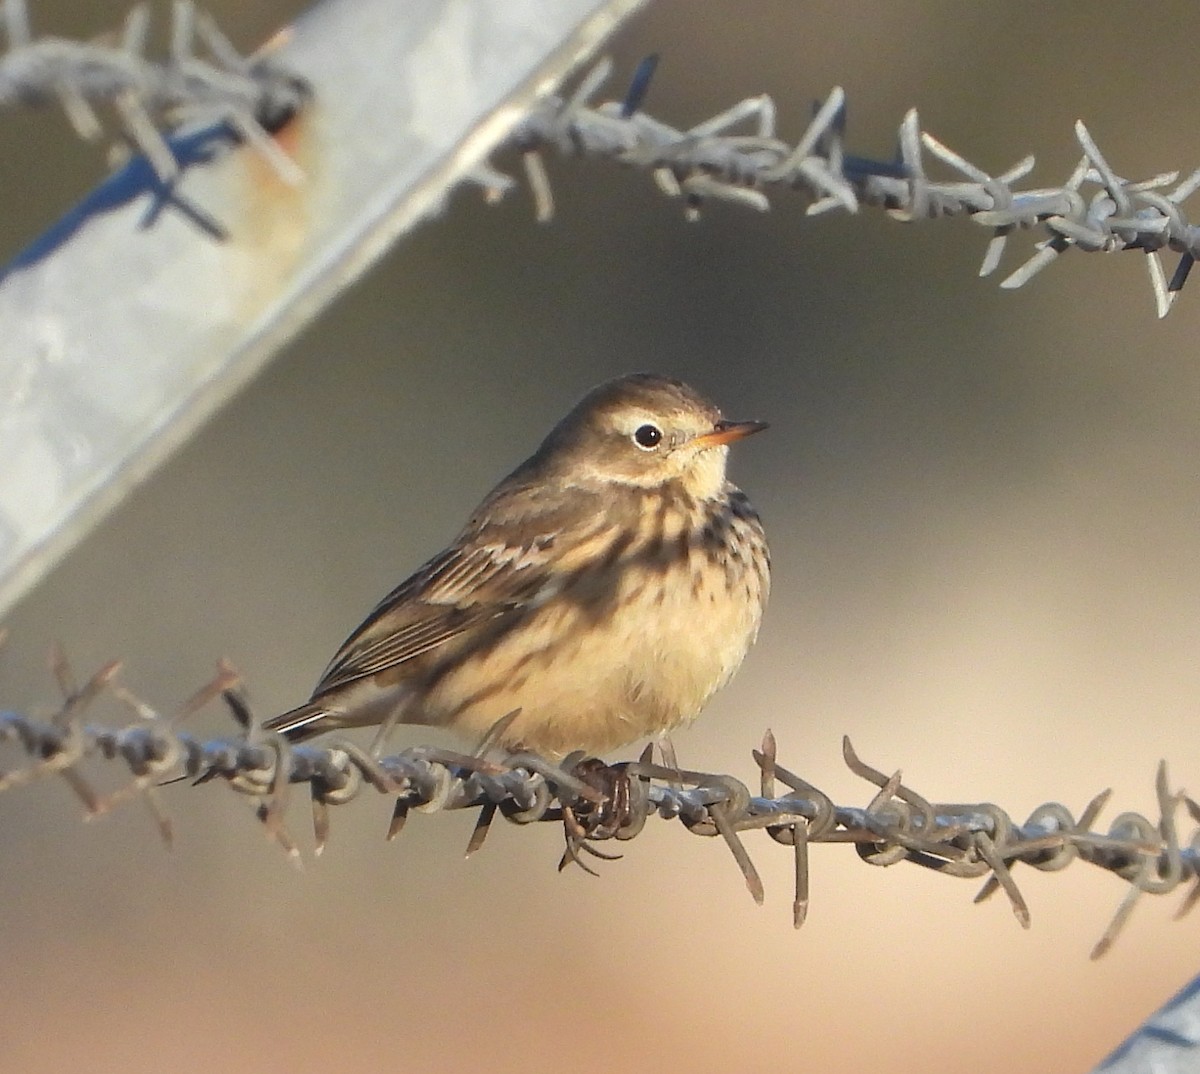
{"left": 536, "top": 373, "right": 767, "bottom": 500}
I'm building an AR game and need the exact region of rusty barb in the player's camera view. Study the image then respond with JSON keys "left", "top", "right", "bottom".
{"left": 484, "top": 55, "right": 1200, "bottom": 317}
{"left": 0, "top": 0, "right": 309, "bottom": 184}
{"left": 1, "top": 650, "right": 1198, "bottom": 959}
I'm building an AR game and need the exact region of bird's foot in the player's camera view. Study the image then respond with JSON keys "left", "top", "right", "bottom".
{"left": 558, "top": 757, "right": 635, "bottom": 875}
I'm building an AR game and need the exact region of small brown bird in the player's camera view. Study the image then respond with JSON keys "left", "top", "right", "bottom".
{"left": 262, "top": 373, "right": 769, "bottom": 757}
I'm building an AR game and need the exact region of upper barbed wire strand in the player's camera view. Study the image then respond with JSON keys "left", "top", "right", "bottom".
{"left": 481, "top": 57, "right": 1200, "bottom": 317}
{"left": 3, "top": 5, "right": 1194, "bottom": 312}
{"left": 0, "top": 0, "right": 308, "bottom": 184}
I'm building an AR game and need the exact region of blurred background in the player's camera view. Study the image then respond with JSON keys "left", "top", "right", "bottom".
{"left": 2, "top": 2, "right": 1199, "bottom": 1072}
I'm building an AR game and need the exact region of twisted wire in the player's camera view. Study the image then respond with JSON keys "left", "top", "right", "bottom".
{"left": 6, "top": 3, "right": 1194, "bottom": 316}
{"left": 482, "top": 55, "right": 1200, "bottom": 316}
{"left": 0, "top": 0, "right": 308, "bottom": 184}
{"left": 2, "top": 656, "right": 1197, "bottom": 959}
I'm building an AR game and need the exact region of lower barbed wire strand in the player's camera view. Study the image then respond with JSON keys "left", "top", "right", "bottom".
{"left": 1, "top": 704, "right": 1198, "bottom": 954}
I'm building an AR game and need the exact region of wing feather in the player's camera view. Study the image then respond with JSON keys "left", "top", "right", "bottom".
{"left": 310, "top": 534, "right": 559, "bottom": 696}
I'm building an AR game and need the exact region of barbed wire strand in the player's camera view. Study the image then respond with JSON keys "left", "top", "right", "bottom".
{"left": 6, "top": 5, "right": 1197, "bottom": 317}
{"left": 1, "top": 652, "right": 1197, "bottom": 960}
{"left": 0, "top": 0, "right": 309, "bottom": 184}
{"left": 478, "top": 54, "right": 1200, "bottom": 317}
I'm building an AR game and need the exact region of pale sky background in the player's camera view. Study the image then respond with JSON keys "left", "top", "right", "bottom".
{"left": 2, "top": 3, "right": 1199, "bottom": 1073}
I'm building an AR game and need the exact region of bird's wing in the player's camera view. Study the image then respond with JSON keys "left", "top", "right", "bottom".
{"left": 310, "top": 534, "right": 557, "bottom": 696}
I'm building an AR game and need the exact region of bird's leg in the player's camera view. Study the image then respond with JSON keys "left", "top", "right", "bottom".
{"left": 367, "top": 696, "right": 407, "bottom": 757}
{"left": 473, "top": 709, "right": 522, "bottom": 757}
{"left": 655, "top": 731, "right": 687, "bottom": 792}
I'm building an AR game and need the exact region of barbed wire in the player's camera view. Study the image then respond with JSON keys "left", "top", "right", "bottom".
{"left": 479, "top": 54, "right": 1200, "bottom": 317}
{"left": 0, "top": 0, "right": 309, "bottom": 184}
{"left": 1, "top": 650, "right": 1196, "bottom": 959}
{"left": 5, "top": 4, "right": 1197, "bottom": 317}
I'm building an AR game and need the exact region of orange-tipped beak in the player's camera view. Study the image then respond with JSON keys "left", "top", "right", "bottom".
{"left": 691, "top": 419, "right": 769, "bottom": 449}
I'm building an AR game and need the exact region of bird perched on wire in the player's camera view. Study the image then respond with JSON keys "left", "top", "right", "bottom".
{"left": 262, "top": 373, "right": 770, "bottom": 758}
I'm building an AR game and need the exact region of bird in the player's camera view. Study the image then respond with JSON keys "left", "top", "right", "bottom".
{"left": 261, "top": 373, "right": 770, "bottom": 758}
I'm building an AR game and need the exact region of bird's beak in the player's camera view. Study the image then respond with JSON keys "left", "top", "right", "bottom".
{"left": 691, "top": 419, "right": 769, "bottom": 449}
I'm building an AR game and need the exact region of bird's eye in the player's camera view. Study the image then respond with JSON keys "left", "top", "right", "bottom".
{"left": 633, "top": 423, "right": 663, "bottom": 449}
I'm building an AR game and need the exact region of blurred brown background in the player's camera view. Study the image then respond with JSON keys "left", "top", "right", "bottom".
{"left": 3, "top": 2, "right": 1199, "bottom": 1072}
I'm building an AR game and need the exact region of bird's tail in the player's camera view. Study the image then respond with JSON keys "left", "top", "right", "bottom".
{"left": 260, "top": 701, "right": 335, "bottom": 741}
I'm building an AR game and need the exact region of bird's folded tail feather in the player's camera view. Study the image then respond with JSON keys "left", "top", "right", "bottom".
{"left": 260, "top": 701, "right": 332, "bottom": 741}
